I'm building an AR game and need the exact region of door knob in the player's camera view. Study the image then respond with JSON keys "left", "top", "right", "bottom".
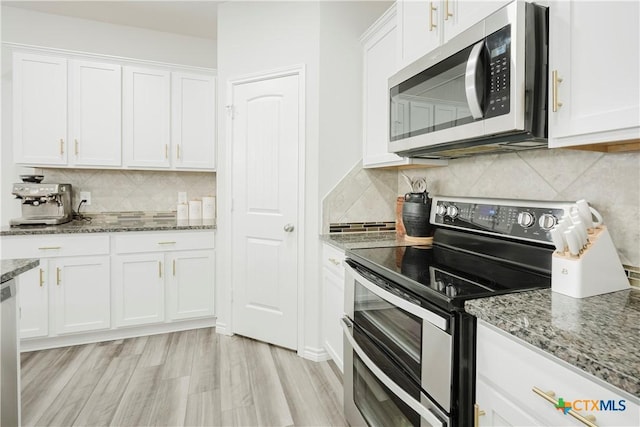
{"left": 284, "top": 224, "right": 295, "bottom": 232}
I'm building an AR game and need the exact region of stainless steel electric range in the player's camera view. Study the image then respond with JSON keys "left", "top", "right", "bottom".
{"left": 342, "top": 196, "right": 576, "bottom": 427}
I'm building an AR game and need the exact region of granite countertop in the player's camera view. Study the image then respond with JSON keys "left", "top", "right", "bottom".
{"left": 0, "top": 212, "right": 215, "bottom": 236}
{"left": 466, "top": 288, "right": 640, "bottom": 398}
{"left": 1, "top": 258, "right": 39, "bottom": 283}
{"left": 321, "top": 231, "right": 423, "bottom": 251}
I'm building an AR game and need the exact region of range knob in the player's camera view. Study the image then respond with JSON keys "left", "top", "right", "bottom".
{"left": 435, "top": 204, "right": 447, "bottom": 216}
{"left": 445, "top": 284, "right": 458, "bottom": 298}
{"left": 538, "top": 214, "right": 557, "bottom": 231}
{"left": 434, "top": 280, "right": 446, "bottom": 292}
{"left": 446, "top": 205, "right": 459, "bottom": 218}
{"left": 517, "top": 211, "right": 535, "bottom": 228}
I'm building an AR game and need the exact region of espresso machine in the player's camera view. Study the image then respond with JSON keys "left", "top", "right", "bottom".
{"left": 10, "top": 180, "right": 73, "bottom": 226}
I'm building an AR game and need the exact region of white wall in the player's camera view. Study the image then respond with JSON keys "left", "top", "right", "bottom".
{"left": 1, "top": 6, "right": 216, "bottom": 68}
{"left": 216, "top": 1, "right": 388, "bottom": 358}
{"left": 0, "top": 5, "right": 216, "bottom": 225}
{"left": 318, "top": 1, "right": 391, "bottom": 200}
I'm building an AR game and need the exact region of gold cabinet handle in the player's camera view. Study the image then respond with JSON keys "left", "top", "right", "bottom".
{"left": 172, "top": 260, "right": 176, "bottom": 276}
{"left": 165, "top": 144, "right": 169, "bottom": 159}
{"left": 38, "top": 246, "right": 61, "bottom": 250}
{"left": 429, "top": 2, "right": 437, "bottom": 31}
{"left": 75, "top": 139, "right": 79, "bottom": 156}
{"left": 532, "top": 387, "right": 598, "bottom": 427}
{"left": 177, "top": 144, "right": 181, "bottom": 160}
{"left": 157, "top": 241, "right": 176, "bottom": 245}
{"left": 39, "top": 268, "right": 45, "bottom": 287}
{"left": 159, "top": 261, "right": 162, "bottom": 278}
{"left": 56, "top": 267, "right": 61, "bottom": 286}
{"left": 474, "top": 403, "right": 486, "bottom": 427}
{"left": 444, "top": 0, "right": 453, "bottom": 20}
{"left": 60, "top": 139, "right": 64, "bottom": 155}
{"left": 552, "top": 70, "right": 563, "bottom": 112}
{"left": 328, "top": 258, "right": 341, "bottom": 265}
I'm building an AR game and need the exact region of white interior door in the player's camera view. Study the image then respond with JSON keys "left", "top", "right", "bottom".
{"left": 230, "top": 71, "right": 300, "bottom": 350}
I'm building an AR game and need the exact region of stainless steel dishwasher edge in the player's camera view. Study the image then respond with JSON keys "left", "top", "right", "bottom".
{"left": 1, "top": 278, "right": 20, "bottom": 427}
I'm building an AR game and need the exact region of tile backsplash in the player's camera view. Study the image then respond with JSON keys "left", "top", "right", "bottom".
{"left": 321, "top": 162, "right": 397, "bottom": 233}
{"left": 322, "top": 148, "right": 640, "bottom": 268}
{"left": 37, "top": 168, "right": 216, "bottom": 213}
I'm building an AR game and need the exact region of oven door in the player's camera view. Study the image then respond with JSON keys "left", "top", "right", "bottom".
{"left": 344, "top": 261, "right": 452, "bottom": 413}
{"left": 342, "top": 318, "right": 448, "bottom": 427}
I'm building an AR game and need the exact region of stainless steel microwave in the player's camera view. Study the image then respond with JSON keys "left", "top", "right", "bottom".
{"left": 388, "top": 1, "right": 548, "bottom": 159}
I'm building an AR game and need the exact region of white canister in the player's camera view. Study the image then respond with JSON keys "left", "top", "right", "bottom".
{"left": 202, "top": 196, "right": 216, "bottom": 220}
{"left": 177, "top": 203, "right": 189, "bottom": 221}
{"left": 188, "top": 200, "right": 203, "bottom": 220}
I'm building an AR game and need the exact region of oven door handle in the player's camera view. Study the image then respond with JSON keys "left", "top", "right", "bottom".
{"left": 345, "top": 263, "right": 448, "bottom": 331}
{"left": 342, "top": 318, "right": 446, "bottom": 427}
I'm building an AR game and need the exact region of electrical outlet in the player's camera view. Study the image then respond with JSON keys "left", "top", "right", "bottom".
{"left": 80, "top": 191, "right": 91, "bottom": 206}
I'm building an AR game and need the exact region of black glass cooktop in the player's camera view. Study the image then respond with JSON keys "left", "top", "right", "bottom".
{"left": 346, "top": 229, "right": 553, "bottom": 311}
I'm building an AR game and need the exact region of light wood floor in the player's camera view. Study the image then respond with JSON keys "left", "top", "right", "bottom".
{"left": 20, "top": 328, "right": 347, "bottom": 427}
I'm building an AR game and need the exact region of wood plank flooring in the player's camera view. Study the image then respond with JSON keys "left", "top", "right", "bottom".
{"left": 20, "top": 328, "right": 347, "bottom": 427}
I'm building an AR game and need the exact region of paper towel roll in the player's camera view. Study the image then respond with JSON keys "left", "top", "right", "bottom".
{"left": 202, "top": 196, "right": 216, "bottom": 219}
{"left": 188, "top": 200, "right": 202, "bottom": 220}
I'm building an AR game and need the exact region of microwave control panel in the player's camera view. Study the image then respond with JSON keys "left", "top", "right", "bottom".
{"left": 485, "top": 25, "right": 511, "bottom": 119}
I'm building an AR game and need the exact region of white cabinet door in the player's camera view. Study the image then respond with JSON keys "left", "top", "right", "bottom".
{"left": 17, "top": 260, "right": 49, "bottom": 339}
{"left": 476, "top": 378, "right": 546, "bottom": 427}
{"left": 171, "top": 72, "right": 216, "bottom": 170}
{"left": 477, "top": 321, "right": 640, "bottom": 427}
{"left": 113, "top": 253, "right": 165, "bottom": 327}
{"left": 362, "top": 8, "right": 405, "bottom": 167}
{"left": 322, "top": 244, "right": 345, "bottom": 371}
{"left": 13, "top": 52, "right": 67, "bottom": 165}
{"left": 397, "top": 0, "right": 441, "bottom": 68}
{"left": 123, "top": 66, "right": 171, "bottom": 168}
{"left": 53, "top": 256, "right": 110, "bottom": 335}
{"left": 69, "top": 60, "right": 122, "bottom": 167}
{"left": 167, "top": 250, "right": 215, "bottom": 320}
{"left": 549, "top": 0, "right": 640, "bottom": 148}
{"left": 443, "top": 0, "right": 511, "bottom": 42}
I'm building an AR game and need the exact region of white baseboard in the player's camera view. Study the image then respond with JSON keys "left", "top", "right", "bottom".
{"left": 20, "top": 317, "right": 217, "bottom": 352}
{"left": 302, "top": 345, "right": 331, "bottom": 362}
{"left": 214, "top": 321, "right": 233, "bottom": 336}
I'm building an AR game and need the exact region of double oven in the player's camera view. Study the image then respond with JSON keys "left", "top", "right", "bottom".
{"left": 342, "top": 196, "right": 574, "bottom": 426}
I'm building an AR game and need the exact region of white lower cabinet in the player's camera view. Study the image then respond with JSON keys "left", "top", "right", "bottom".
{"left": 476, "top": 320, "right": 640, "bottom": 427}
{"left": 2, "top": 235, "right": 110, "bottom": 340}
{"left": 322, "top": 243, "right": 345, "bottom": 372}
{"left": 112, "top": 231, "right": 215, "bottom": 328}
{"left": 2, "top": 230, "right": 215, "bottom": 349}
{"left": 52, "top": 256, "right": 110, "bottom": 334}
{"left": 16, "top": 260, "right": 49, "bottom": 339}
{"left": 167, "top": 250, "right": 215, "bottom": 321}
{"left": 113, "top": 253, "right": 165, "bottom": 327}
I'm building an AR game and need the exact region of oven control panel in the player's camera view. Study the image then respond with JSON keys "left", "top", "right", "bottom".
{"left": 430, "top": 196, "right": 575, "bottom": 245}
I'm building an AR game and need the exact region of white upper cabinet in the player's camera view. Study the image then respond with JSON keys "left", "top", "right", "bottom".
{"left": 171, "top": 72, "right": 216, "bottom": 170}
{"left": 362, "top": 5, "right": 447, "bottom": 168}
{"left": 123, "top": 66, "right": 171, "bottom": 168}
{"left": 397, "top": 0, "right": 511, "bottom": 69}
{"left": 69, "top": 60, "right": 122, "bottom": 167}
{"left": 12, "top": 48, "right": 217, "bottom": 170}
{"left": 13, "top": 52, "right": 68, "bottom": 165}
{"left": 548, "top": 0, "right": 640, "bottom": 150}
{"left": 442, "top": 0, "right": 512, "bottom": 42}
